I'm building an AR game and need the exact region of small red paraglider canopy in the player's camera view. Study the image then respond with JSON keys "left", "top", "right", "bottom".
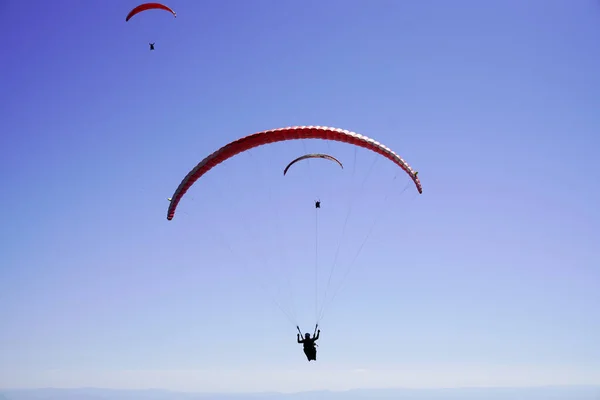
{"left": 126, "top": 3, "right": 176, "bottom": 22}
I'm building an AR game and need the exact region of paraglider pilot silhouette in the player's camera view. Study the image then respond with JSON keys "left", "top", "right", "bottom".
{"left": 297, "top": 325, "right": 320, "bottom": 361}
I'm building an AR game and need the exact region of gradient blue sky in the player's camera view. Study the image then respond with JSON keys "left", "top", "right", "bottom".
{"left": 1, "top": 0, "right": 600, "bottom": 393}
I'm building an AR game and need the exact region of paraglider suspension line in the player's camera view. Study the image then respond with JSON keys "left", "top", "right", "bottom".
{"left": 319, "top": 177, "right": 411, "bottom": 321}
{"left": 319, "top": 153, "right": 379, "bottom": 322}
{"left": 315, "top": 204, "right": 319, "bottom": 323}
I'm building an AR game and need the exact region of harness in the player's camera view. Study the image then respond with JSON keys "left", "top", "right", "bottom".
{"left": 297, "top": 324, "right": 319, "bottom": 347}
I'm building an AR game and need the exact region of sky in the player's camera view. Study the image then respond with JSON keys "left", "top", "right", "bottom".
{"left": 1, "top": 0, "right": 600, "bottom": 393}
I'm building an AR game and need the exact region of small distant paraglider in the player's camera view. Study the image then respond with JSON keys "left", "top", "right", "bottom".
{"left": 126, "top": 3, "right": 176, "bottom": 50}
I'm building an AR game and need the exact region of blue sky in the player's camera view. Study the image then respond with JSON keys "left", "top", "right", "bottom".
{"left": 1, "top": 0, "right": 600, "bottom": 393}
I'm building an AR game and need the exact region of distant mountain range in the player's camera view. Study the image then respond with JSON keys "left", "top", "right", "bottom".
{"left": 0, "top": 386, "right": 599, "bottom": 400}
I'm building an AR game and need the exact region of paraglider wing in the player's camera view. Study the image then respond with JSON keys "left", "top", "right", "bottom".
{"left": 283, "top": 153, "right": 343, "bottom": 176}
{"left": 126, "top": 3, "right": 176, "bottom": 22}
{"left": 167, "top": 126, "right": 422, "bottom": 221}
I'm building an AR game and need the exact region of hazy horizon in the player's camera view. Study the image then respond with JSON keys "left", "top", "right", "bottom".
{"left": 2, "top": 385, "right": 600, "bottom": 399}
